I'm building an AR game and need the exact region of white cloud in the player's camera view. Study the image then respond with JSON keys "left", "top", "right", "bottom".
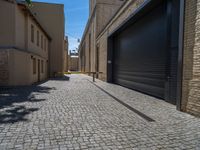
{"left": 68, "top": 37, "right": 79, "bottom": 51}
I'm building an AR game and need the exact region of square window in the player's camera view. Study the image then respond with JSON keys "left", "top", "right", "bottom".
{"left": 41, "top": 35, "right": 43, "bottom": 49}
{"left": 33, "top": 58, "right": 36, "bottom": 74}
{"left": 31, "top": 25, "right": 34, "bottom": 43}
{"left": 37, "top": 31, "right": 39, "bottom": 46}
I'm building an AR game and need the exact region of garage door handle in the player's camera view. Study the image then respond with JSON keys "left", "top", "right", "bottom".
{"left": 108, "top": 60, "right": 112, "bottom": 64}
{"left": 167, "top": 76, "right": 171, "bottom": 81}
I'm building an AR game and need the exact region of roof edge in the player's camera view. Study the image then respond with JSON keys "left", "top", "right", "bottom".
{"left": 17, "top": 2, "right": 52, "bottom": 40}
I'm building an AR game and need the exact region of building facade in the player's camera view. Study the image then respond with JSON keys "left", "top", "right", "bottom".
{"left": 68, "top": 56, "right": 79, "bottom": 72}
{"left": 79, "top": 0, "right": 125, "bottom": 74}
{"left": 30, "top": 2, "right": 66, "bottom": 77}
{"left": 79, "top": 0, "right": 200, "bottom": 116}
{"left": 0, "top": 0, "right": 50, "bottom": 86}
{"left": 69, "top": 51, "right": 79, "bottom": 72}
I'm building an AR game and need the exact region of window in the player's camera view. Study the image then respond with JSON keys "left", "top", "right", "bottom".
{"left": 44, "top": 39, "right": 46, "bottom": 51}
{"left": 41, "top": 60, "right": 44, "bottom": 73}
{"left": 33, "top": 58, "right": 36, "bottom": 74}
{"left": 41, "top": 35, "right": 43, "bottom": 49}
{"left": 31, "top": 25, "right": 34, "bottom": 43}
{"left": 37, "top": 31, "right": 39, "bottom": 46}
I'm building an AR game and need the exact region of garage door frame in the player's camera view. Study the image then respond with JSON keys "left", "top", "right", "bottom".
{"left": 107, "top": 0, "right": 185, "bottom": 110}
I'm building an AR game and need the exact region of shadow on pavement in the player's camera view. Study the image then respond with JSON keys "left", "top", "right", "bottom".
{"left": 49, "top": 75, "right": 70, "bottom": 81}
{"left": 0, "top": 83, "right": 55, "bottom": 124}
{"left": 0, "top": 106, "right": 39, "bottom": 124}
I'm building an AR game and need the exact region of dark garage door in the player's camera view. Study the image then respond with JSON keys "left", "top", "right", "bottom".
{"left": 111, "top": 0, "right": 180, "bottom": 104}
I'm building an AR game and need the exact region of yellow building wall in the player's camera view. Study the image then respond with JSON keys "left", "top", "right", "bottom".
{"left": 0, "top": 1, "right": 49, "bottom": 86}
{"left": 8, "top": 49, "right": 48, "bottom": 86}
{"left": 0, "top": 0, "right": 15, "bottom": 47}
{"left": 30, "top": 2, "right": 65, "bottom": 76}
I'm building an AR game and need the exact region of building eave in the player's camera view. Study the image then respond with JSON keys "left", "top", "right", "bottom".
{"left": 17, "top": 2, "right": 52, "bottom": 41}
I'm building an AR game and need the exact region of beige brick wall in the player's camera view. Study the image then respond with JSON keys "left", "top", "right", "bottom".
{"left": 96, "top": 31, "right": 108, "bottom": 81}
{"left": 0, "top": 50, "right": 9, "bottom": 86}
{"left": 183, "top": 0, "right": 200, "bottom": 116}
{"left": 69, "top": 57, "right": 79, "bottom": 71}
{"left": 0, "top": 49, "right": 48, "bottom": 86}
{"left": 96, "top": 0, "right": 124, "bottom": 36}
{"left": 31, "top": 2, "right": 65, "bottom": 76}
{"left": 80, "top": 0, "right": 123, "bottom": 74}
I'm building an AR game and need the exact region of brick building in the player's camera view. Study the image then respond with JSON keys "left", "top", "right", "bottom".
{"left": 69, "top": 51, "right": 79, "bottom": 72}
{"left": 79, "top": 0, "right": 200, "bottom": 116}
{"left": 0, "top": 0, "right": 67, "bottom": 86}
{"left": 79, "top": 0, "right": 125, "bottom": 74}
{"left": 30, "top": 1, "right": 67, "bottom": 77}
{"left": 68, "top": 56, "right": 79, "bottom": 72}
{"left": 0, "top": 0, "right": 50, "bottom": 86}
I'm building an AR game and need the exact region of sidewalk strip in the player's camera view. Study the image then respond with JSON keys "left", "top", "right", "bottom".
{"left": 87, "top": 80, "right": 155, "bottom": 122}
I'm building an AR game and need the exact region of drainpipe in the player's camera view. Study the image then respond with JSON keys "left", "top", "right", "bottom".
{"left": 177, "top": 0, "right": 185, "bottom": 111}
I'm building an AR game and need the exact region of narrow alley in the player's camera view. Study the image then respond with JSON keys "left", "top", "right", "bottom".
{"left": 0, "top": 75, "right": 199, "bottom": 149}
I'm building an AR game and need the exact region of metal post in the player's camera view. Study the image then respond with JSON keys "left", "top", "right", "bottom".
{"left": 177, "top": 0, "right": 185, "bottom": 111}
{"left": 93, "top": 73, "right": 95, "bottom": 82}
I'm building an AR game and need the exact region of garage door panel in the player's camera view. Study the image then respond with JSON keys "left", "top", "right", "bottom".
{"left": 115, "top": 78, "right": 165, "bottom": 98}
{"left": 114, "top": 74, "right": 165, "bottom": 87}
{"left": 110, "top": 0, "right": 180, "bottom": 104}
{"left": 114, "top": 64, "right": 166, "bottom": 73}
{"left": 113, "top": 2, "right": 167, "bottom": 99}
{"left": 116, "top": 71, "right": 166, "bottom": 79}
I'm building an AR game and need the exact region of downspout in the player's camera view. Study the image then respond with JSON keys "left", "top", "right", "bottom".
{"left": 177, "top": 0, "right": 185, "bottom": 111}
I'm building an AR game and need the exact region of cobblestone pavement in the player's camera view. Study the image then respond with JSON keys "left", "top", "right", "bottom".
{"left": 0, "top": 74, "right": 200, "bottom": 150}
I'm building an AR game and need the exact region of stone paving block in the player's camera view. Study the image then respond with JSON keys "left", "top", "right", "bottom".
{"left": 0, "top": 74, "right": 199, "bottom": 149}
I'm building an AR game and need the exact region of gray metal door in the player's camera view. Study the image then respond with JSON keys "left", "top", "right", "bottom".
{"left": 112, "top": 0, "right": 179, "bottom": 103}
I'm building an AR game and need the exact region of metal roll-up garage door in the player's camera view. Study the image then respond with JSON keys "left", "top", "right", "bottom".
{"left": 112, "top": 1, "right": 171, "bottom": 100}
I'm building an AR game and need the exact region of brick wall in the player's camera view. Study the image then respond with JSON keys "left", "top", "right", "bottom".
{"left": 183, "top": 0, "right": 200, "bottom": 116}
{"left": 69, "top": 57, "right": 79, "bottom": 71}
{"left": 0, "top": 50, "right": 9, "bottom": 86}
{"left": 79, "top": 0, "right": 124, "bottom": 74}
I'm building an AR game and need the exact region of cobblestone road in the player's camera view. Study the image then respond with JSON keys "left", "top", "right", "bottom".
{"left": 0, "top": 74, "right": 200, "bottom": 150}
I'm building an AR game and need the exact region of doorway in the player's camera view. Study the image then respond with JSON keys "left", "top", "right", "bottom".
{"left": 107, "top": 0, "right": 181, "bottom": 105}
{"left": 38, "top": 59, "right": 40, "bottom": 82}
{"left": 96, "top": 45, "right": 99, "bottom": 78}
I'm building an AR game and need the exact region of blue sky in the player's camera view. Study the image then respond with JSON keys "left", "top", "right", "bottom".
{"left": 33, "top": 0, "right": 89, "bottom": 51}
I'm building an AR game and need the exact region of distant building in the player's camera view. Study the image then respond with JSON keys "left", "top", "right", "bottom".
{"left": 0, "top": 0, "right": 50, "bottom": 86}
{"left": 30, "top": 2, "right": 66, "bottom": 77}
{"left": 69, "top": 50, "right": 79, "bottom": 72}
{"left": 79, "top": 0, "right": 200, "bottom": 116}
{"left": 79, "top": 0, "right": 124, "bottom": 76}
